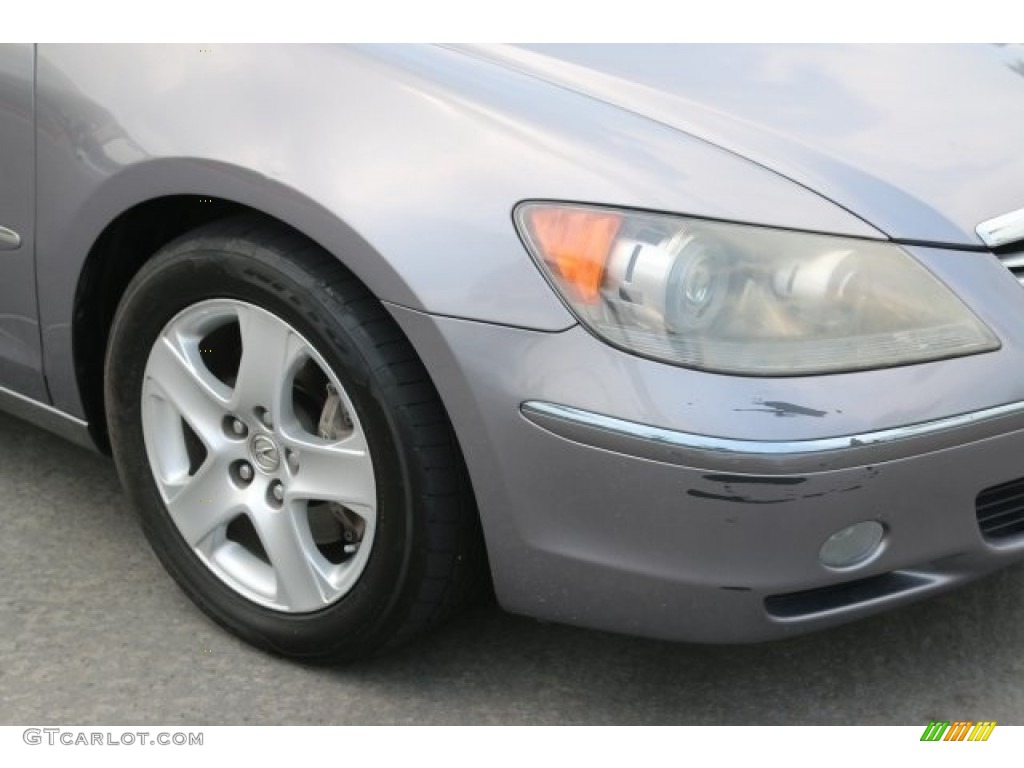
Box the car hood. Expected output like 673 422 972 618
459 44 1024 248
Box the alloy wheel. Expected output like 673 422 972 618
140 298 377 613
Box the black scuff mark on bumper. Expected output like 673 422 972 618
688 482 866 505
734 399 828 418
687 489 791 505
703 473 807 486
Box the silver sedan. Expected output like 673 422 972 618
2 44 1024 660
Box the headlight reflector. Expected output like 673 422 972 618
516 203 999 375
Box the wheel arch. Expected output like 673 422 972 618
65 169 424 452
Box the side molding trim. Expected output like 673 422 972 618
0 225 21 250
0 384 96 451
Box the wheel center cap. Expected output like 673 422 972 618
249 434 281 473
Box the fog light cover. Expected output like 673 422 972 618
819 521 885 569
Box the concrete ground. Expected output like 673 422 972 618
1 408 1023 725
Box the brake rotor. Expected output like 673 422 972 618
309 382 365 558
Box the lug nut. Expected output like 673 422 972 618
238 463 253 481
271 482 284 502
261 411 273 429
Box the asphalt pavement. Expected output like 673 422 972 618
2 408 1023 725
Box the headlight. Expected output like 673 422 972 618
515 203 999 375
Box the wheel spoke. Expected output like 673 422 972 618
230 306 304 418
163 458 243 547
286 433 376 512
252 504 329 611
145 335 230 449
140 298 384 615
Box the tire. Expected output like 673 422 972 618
104 214 484 662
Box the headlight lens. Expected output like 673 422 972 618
515 203 999 375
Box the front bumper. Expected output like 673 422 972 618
517 397 1024 639
387 243 1024 643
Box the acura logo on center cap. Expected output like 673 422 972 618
250 434 280 472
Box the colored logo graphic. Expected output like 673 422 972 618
920 721 996 741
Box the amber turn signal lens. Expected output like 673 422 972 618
525 207 622 303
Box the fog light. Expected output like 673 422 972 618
819 521 885 569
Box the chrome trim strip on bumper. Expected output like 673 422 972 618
978 207 1024 249
521 399 1024 473
523 399 1024 455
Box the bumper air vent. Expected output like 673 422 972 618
765 572 932 619
976 476 1024 541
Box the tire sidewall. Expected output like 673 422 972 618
106 243 421 659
